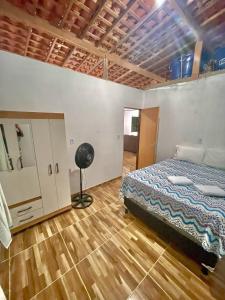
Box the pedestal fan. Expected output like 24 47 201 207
72 143 94 209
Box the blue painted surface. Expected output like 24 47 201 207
170 56 182 80
214 47 225 70
182 53 194 78
170 53 194 79
200 49 211 73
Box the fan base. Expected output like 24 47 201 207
72 193 93 209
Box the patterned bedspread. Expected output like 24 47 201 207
121 159 225 257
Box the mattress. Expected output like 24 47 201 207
121 159 225 258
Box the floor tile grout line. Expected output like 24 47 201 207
29 265 75 300
146 244 173 300
29 230 91 300
159 246 211 284
8 199 119 259
0 257 9 263
8 211 174 300
9 230 60 259
76 219 136 266
109 228 148 275
148 273 173 300
127 244 170 299
59 231 92 300
28 187 122 299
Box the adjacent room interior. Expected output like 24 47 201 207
123 108 139 175
0 0 225 300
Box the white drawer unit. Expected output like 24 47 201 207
10 198 43 219
12 208 43 228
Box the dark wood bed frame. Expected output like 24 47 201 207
124 197 218 275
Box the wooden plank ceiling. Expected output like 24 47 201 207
0 0 225 90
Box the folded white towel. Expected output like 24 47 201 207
0 183 12 248
167 176 193 185
194 185 225 197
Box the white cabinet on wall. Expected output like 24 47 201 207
0 112 71 232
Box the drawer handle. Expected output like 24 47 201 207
17 206 32 214
19 215 34 223
48 164 52 175
55 163 59 174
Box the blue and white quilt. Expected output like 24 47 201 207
121 159 225 257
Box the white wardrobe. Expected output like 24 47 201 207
0 112 71 232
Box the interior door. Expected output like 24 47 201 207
31 119 59 214
137 107 159 169
49 119 71 209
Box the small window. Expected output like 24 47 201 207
131 116 139 133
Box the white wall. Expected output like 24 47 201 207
144 74 225 161
0 51 144 193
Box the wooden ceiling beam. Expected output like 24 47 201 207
109 66 127 79
76 53 92 71
200 7 225 27
0 0 165 83
115 70 132 82
169 0 204 40
192 40 203 80
103 56 108 79
108 53 165 82
140 32 193 68
45 38 57 62
0 0 106 57
62 46 76 67
121 14 173 59
79 0 108 39
24 27 32 56
147 41 194 71
109 3 160 53
87 59 103 74
97 0 137 46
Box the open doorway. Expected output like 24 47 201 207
123 107 160 176
123 108 140 176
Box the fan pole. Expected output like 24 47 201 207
80 168 83 199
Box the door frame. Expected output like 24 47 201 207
136 107 160 169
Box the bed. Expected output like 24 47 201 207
121 159 225 274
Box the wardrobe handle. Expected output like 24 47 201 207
55 163 59 174
17 206 32 214
9 158 14 171
48 164 52 175
17 157 23 170
19 215 34 223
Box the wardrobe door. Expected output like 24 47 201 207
0 119 20 170
49 119 71 208
0 119 41 206
31 120 59 214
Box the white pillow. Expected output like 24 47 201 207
203 148 225 170
174 145 205 164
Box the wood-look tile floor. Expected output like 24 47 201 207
1 177 225 299
123 151 136 176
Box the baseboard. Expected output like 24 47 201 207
71 176 122 197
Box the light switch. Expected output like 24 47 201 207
70 138 75 145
